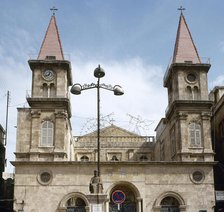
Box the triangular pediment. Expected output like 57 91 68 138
82 124 140 137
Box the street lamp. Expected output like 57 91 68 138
70 64 124 182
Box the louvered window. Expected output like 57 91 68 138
189 123 201 147
41 121 54 146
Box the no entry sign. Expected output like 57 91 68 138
112 190 126 204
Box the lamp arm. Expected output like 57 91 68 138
79 83 97 91
99 84 114 92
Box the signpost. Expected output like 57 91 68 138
112 190 126 211
216 191 224 201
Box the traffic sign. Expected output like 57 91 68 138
112 190 126 204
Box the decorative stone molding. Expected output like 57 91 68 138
55 111 68 119
177 112 188 120
58 192 90 212
37 170 53 185
31 110 41 118
201 112 212 120
153 191 186 212
189 169 205 184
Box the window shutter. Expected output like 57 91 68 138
41 121 54 146
189 123 201 147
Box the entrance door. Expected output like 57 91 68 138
109 185 137 212
109 202 136 212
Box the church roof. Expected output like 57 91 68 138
172 13 201 64
37 15 64 60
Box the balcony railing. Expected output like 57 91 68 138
28 53 71 61
163 56 210 83
74 136 155 148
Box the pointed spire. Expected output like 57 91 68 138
37 15 64 60
172 12 201 64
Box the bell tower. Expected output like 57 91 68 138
163 12 214 162
15 14 73 161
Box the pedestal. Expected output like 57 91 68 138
87 194 108 212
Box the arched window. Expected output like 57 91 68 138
186 86 200 100
41 121 54 146
80 155 89 162
186 86 193 100
50 83 56 97
140 155 148 161
111 155 119 161
193 86 199 100
189 123 201 147
43 83 48 97
160 196 180 212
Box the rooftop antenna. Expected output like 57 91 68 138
50 6 58 16
178 6 186 15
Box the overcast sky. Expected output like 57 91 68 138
1 0 224 172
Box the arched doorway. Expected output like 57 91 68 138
57 192 90 212
160 196 180 212
66 197 86 212
109 184 137 212
153 191 186 212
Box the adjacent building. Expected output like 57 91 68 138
0 125 14 212
210 87 224 210
12 12 218 212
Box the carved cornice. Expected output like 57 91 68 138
176 112 188 120
201 112 212 120
55 111 68 119
31 110 41 118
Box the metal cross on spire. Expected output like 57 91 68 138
178 6 186 14
50 6 58 16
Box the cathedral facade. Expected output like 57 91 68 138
12 12 217 212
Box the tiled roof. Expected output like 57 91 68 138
172 14 201 64
37 15 64 60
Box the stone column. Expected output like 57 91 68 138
30 110 41 160
54 111 68 160
177 112 188 161
136 197 143 212
201 112 214 161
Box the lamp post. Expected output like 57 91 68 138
70 64 124 181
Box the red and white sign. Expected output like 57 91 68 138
112 190 126 204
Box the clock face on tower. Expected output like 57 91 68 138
42 69 55 81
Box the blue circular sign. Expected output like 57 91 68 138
112 190 126 204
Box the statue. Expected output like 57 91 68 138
89 170 103 194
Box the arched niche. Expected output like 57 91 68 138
57 192 90 212
153 191 186 212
